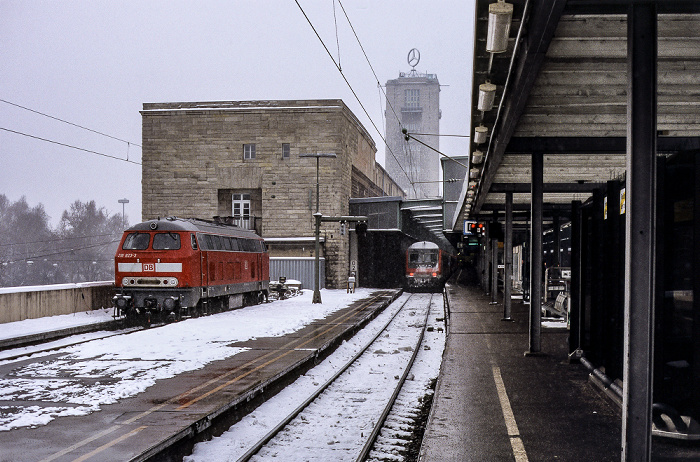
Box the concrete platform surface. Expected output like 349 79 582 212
419 280 622 461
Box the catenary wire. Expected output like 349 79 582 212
0 98 142 147
1 238 121 264
0 127 141 165
0 233 121 248
406 133 469 170
335 0 402 127
293 0 418 197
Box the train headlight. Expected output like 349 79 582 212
122 277 130 286
432 272 438 277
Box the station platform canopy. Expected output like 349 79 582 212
452 0 700 231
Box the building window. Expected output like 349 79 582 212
232 193 251 229
405 89 420 108
282 143 290 159
243 143 256 159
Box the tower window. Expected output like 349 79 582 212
405 89 420 108
282 143 290 159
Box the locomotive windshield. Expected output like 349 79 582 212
122 232 150 250
153 233 181 250
409 250 438 266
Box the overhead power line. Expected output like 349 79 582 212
404 132 470 170
0 232 122 248
293 0 417 196
0 98 142 148
1 238 121 264
0 127 142 165
335 0 402 127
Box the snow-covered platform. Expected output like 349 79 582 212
0 289 400 461
420 279 623 461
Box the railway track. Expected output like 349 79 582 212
189 292 445 462
0 324 142 362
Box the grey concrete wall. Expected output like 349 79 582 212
0 282 114 324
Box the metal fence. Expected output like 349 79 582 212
269 257 325 290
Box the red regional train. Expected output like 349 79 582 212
405 241 448 292
113 217 269 324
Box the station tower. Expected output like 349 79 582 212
384 49 441 199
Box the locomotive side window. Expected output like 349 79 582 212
202 234 213 250
194 233 264 253
223 236 233 251
191 233 198 250
240 239 255 252
212 235 223 250
123 232 150 250
153 233 181 250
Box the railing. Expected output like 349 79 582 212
214 216 262 235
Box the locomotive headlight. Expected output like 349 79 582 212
122 277 130 286
164 277 178 286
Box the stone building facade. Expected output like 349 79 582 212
384 72 441 199
140 99 402 288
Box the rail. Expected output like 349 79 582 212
235 293 431 462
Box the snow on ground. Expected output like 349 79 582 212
185 293 447 462
0 308 114 341
0 288 375 431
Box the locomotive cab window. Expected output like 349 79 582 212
123 232 150 250
153 233 181 250
409 251 438 265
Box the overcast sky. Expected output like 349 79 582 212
0 0 475 226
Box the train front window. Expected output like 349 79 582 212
409 251 438 265
153 233 181 250
122 232 150 250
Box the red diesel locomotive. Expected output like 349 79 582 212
113 217 269 323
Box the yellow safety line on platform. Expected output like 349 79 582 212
39 293 385 462
493 365 529 462
71 426 147 462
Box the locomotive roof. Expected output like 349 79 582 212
408 241 440 250
126 217 263 239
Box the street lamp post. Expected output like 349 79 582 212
300 153 337 304
118 198 129 229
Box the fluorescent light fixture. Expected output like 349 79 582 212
478 82 497 111
486 0 513 53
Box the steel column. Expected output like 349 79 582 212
569 200 582 357
694 144 700 420
491 237 498 304
553 214 561 267
623 4 657 461
528 151 543 354
504 192 513 320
